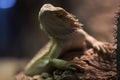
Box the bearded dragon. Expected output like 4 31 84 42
24 4 110 76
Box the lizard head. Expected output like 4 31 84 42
39 4 83 39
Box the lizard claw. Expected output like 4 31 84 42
92 41 111 54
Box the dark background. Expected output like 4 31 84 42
0 0 119 80
0 0 119 58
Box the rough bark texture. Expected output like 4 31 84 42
117 13 120 79
15 43 116 80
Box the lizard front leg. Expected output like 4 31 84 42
49 58 77 71
24 40 78 76
24 40 60 76
77 29 111 53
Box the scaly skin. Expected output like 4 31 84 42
25 4 110 76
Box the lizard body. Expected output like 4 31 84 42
25 4 110 76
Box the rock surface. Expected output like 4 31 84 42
15 43 116 80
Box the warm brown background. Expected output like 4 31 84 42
0 0 119 80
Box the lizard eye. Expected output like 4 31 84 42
54 10 67 17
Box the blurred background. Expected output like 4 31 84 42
0 0 119 80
